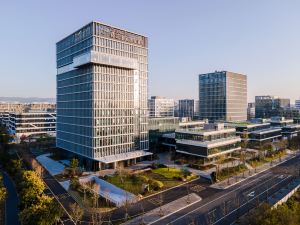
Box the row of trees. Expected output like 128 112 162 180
0 173 7 224
241 190 300 225
0 127 63 225
8 159 63 225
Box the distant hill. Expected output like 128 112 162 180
0 97 56 103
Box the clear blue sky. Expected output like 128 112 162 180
0 0 299 103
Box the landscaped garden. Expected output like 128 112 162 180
214 164 248 182
247 149 287 168
104 165 197 196
68 178 114 212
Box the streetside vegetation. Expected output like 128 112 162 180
12 163 63 225
0 173 7 225
241 190 300 225
0 127 63 225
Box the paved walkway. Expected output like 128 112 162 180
122 193 201 225
1 171 21 225
211 151 299 189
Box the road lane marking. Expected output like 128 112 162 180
212 175 292 225
158 171 274 224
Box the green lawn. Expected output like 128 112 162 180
152 168 183 179
105 174 143 195
105 168 197 196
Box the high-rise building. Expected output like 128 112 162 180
295 99 300 110
255 96 291 118
178 99 194 119
198 71 247 122
148 96 174 118
194 100 199 119
56 21 151 170
247 102 255 120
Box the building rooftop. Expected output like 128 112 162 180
251 127 282 135
176 136 241 149
176 127 236 136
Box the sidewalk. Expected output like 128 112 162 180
122 193 201 225
211 151 299 189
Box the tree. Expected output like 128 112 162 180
69 203 84 225
0 174 6 204
288 136 300 150
214 154 225 181
20 195 63 225
69 158 79 176
19 170 45 208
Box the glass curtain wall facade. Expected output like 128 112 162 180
198 71 247 122
178 99 195 119
56 22 149 167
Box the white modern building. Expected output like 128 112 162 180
175 123 241 164
148 96 175 118
8 111 56 141
56 21 151 170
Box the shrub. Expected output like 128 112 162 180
70 177 80 190
157 164 168 168
181 168 191 178
172 175 183 181
139 175 149 183
149 179 164 190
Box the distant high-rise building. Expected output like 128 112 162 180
255 96 291 118
194 100 199 119
247 102 255 120
56 21 150 170
178 99 194 119
198 71 247 122
148 96 174 118
295 99 300 110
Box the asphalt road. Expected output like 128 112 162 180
151 154 300 225
1 170 21 225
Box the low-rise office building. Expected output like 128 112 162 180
281 124 300 139
248 127 282 143
175 123 241 164
270 117 294 127
149 117 179 152
8 111 56 142
227 122 282 145
148 118 207 152
0 112 10 127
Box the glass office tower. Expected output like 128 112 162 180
56 21 150 169
198 71 247 122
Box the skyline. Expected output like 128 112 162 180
1 0 300 102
